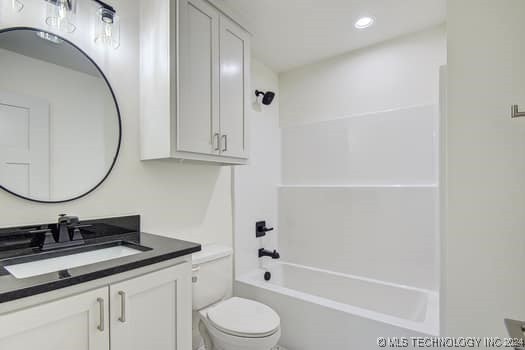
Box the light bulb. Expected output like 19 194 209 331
46 0 76 33
57 1 66 19
94 7 120 49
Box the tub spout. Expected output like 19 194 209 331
259 248 280 259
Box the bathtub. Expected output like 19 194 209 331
235 262 439 350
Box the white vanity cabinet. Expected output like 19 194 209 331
110 263 192 350
0 287 109 350
0 262 192 350
140 0 250 164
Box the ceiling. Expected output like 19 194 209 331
221 0 446 72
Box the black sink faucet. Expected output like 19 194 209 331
258 248 280 259
58 214 79 243
40 214 87 251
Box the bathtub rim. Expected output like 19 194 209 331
236 261 439 336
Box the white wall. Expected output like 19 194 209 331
280 25 446 126
233 59 280 277
278 26 446 290
0 0 232 248
444 0 525 338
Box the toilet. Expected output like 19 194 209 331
192 245 281 350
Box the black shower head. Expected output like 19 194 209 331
255 90 276 106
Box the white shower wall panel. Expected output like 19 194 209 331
281 105 438 186
278 186 438 290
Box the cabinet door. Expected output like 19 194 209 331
219 15 250 159
110 263 192 350
0 287 109 350
178 0 220 155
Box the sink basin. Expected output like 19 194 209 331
3 242 148 279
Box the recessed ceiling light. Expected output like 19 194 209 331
354 16 375 29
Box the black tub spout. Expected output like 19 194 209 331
258 248 280 259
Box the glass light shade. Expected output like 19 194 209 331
94 7 120 49
1 0 23 16
46 0 76 33
9 0 23 12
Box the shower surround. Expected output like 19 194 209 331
234 26 445 349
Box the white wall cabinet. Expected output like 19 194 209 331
140 0 250 165
219 15 250 159
178 0 220 157
0 263 192 350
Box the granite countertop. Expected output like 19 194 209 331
0 232 201 303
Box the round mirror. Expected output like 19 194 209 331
0 28 121 203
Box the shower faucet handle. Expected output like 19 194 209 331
256 221 274 238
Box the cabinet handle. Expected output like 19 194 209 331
118 291 126 323
192 266 200 283
222 135 228 152
214 133 220 151
96 297 105 332
512 104 525 118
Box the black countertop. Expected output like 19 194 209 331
0 216 201 304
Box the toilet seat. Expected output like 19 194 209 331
206 297 280 338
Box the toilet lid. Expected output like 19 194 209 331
207 297 280 338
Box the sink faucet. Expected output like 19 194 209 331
258 248 280 259
40 214 86 251
58 214 79 243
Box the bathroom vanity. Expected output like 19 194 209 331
0 215 201 350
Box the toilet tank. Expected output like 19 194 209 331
192 244 233 310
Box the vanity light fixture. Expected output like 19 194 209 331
41 0 120 49
0 0 24 19
45 0 76 33
7 0 24 12
93 1 119 49
36 30 63 44
354 16 375 29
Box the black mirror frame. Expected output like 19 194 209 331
0 27 122 204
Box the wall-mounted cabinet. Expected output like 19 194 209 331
140 0 250 165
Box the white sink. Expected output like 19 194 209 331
5 245 142 279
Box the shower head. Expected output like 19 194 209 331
255 90 276 106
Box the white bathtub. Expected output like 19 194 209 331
235 262 439 350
